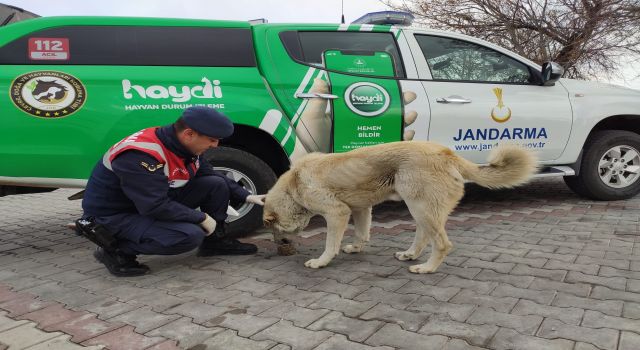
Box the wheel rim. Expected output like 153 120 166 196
213 166 257 223
597 145 640 189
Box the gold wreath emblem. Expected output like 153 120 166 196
490 87 511 123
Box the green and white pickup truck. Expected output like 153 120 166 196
1 12 639 234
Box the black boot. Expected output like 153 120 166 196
197 222 257 256
94 247 150 277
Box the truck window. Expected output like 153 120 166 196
280 31 405 78
0 26 256 67
415 35 532 84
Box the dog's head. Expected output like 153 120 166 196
263 172 313 243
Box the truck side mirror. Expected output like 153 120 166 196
541 61 564 86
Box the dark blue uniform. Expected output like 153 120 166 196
82 125 249 256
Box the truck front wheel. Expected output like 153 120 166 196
202 147 277 237
564 130 640 200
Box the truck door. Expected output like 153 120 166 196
256 26 417 158
407 32 573 163
323 50 401 152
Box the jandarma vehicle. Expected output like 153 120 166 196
1 11 639 235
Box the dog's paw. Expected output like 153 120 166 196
395 251 417 261
342 244 361 254
409 264 437 274
304 258 327 269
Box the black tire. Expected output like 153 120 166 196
564 130 640 200
202 147 277 237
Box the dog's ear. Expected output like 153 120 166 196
263 212 278 227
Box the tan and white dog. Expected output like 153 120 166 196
263 141 537 273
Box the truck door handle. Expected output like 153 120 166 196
295 92 339 100
436 96 472 104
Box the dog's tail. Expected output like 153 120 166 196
455 145 538 189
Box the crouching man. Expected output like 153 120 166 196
77 106 265 276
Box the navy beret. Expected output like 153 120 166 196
181 106 234 139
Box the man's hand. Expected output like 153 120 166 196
245 194 266 206
199 214 217 236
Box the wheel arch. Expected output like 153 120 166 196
222 124 291 176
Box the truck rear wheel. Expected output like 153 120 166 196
202 147 277 237
564 130 640 200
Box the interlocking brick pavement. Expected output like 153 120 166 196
0 178 639 349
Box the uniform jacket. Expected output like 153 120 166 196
82 125 249 224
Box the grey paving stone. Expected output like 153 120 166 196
407 297 476 322
269 272 328 290
147 278 207 295
619 331 640 350
163 301 230 324
308 278 370 299
591 285 640 303
0 322 61 349
582 310 640 333
526 250 576 263
488 328 574 350
450 289 518 313
419 314 498 347
461 258 514 274
565 271 627 290
398 280 460 301
202 329 275 350
494 254 548 268
574 342 601 350
510 264 567 281
102 284 156 302
308 310 383 342
627 279 640 293
365 323 448 350
350 274 409 292
265 285 328 307
224 277 283 297
436 264 482 280
145 317 224 349
576 255 629 270
491 284 555 305
218 292 282 315
3 275 51 291
314 334 394 350
299 267 365 284
78 298 140 320
511 299 584 325
437 275 497 294
552 292 623 316
258 302 330 328
473 269 534 288
46 270 94 284
622 302 640 319
466 307 542 335
360 303 430 332
175 284 237 304
125 290 191 312
537 318 618 350
75 276 123 292
308 294 377 318
107 306 180 333
528 277 590 297
543 259 600 275
252 320 332 350
599 266 640 279
354 287 420 309
442 338 488 349
206 312 280 337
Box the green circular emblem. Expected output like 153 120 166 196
344 82 390 117
9 70 86 119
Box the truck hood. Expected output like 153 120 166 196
559 78 640 98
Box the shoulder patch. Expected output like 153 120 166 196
140 161 164 172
